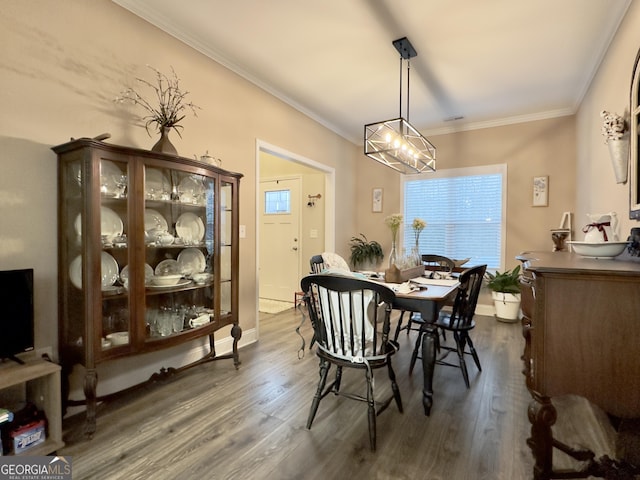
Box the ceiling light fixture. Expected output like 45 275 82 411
364 37 436 174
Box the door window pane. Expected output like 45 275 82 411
264 190 290 214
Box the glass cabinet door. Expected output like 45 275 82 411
98 158 131 353
219 180 233 317
143 164 216 343
59 153 133 360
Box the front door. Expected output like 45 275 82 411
259 178 301 301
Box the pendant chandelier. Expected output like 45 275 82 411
364 37 436 174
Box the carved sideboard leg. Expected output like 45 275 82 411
231 323 242 368
527 394 556 480
83 368 98 437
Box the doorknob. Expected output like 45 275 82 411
292 246 298 251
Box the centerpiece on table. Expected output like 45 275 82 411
384 213 424 282
600 109 629 184
115 65 200 155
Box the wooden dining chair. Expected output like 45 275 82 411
309 254 326 273
300 273 403 451
408 264 487 388
393 254 456 341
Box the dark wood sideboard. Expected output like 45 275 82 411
517 251 640 479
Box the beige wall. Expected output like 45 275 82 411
355 116 577 271
577 0 640 236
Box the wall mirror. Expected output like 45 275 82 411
630 48 640 219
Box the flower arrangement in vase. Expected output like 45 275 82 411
411 218 426 265
115 65 200 154
384 213 403 268
600 110 629 184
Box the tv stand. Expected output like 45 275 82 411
0 358 64 455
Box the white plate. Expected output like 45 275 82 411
144 209 169 232
155 259 180 276
147 279 191 289
145 167 171 199
178 175 206 205
74 206 124 238
176 212 205 244
177 248 206 276
69 252 119 289
101 160 125 196
120 263 154 283
567 241 628 258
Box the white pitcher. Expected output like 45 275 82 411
582 212 619 242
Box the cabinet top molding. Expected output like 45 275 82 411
52 138 244 179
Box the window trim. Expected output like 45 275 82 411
400 163 508 271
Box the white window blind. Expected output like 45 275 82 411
402 165 505 270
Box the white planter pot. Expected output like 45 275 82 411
492 291 521 322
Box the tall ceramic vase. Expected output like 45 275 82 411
608 132 629 184
151 126 178 155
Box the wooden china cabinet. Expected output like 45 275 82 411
517 251 640 479
53 138 242 435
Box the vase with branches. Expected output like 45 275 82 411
115 65 200 153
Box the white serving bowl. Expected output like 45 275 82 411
192 272 213 284
567 241 628 258
152 274 183 286
106 331 129 346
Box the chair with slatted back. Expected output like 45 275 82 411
408 264 487 387
300 273 403 451
309 254 326 273
393 254 456 341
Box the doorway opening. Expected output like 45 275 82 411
256 141 335 332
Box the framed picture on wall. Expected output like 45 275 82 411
532 176 548 207
372 188 383 212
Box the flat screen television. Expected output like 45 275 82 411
0 268 34 364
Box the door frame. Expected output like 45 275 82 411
255 140 335 336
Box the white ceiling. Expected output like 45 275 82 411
113 0 631 144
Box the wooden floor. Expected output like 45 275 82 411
60 307 535 479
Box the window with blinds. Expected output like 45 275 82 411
401 165 506 270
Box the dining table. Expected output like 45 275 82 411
365 274 460 415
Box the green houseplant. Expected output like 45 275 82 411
486 265 521 322
349 234 384 270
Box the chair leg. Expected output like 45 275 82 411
307 359 330 429
465 334 482 372
454 332 470 388
334 365 343 393
365 368 376 451
393 311 406 342
387 359 403 413
408 330 423 375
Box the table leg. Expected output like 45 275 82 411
421 324 437 415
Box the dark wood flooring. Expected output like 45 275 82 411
60 307 535 479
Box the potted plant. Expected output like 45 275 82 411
486 265 521 322
349 234 384 270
